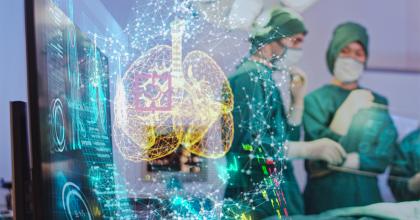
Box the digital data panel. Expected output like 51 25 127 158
44 2 133 218
30 0 291 219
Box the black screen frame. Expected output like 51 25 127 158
25 0 47 219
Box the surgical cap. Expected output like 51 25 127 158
249 8 307 54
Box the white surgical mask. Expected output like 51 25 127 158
333 57 364 83
271 47 303 70
283 47 303 67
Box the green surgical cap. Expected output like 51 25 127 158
249 8 307 54
326 22 369 74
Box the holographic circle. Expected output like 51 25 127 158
52 98 65 152
62 182 93 220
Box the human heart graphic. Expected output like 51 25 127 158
114 19 234 162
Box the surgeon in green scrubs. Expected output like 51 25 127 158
223 8 346 219
303 22 398 214
389 129 420 201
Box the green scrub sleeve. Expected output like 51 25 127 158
389 131 420 201
357 110 398 173
303 94 343 142
231 72 287 157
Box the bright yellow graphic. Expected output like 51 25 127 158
114 19 234 161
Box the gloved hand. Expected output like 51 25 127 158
288 138 347 165
330 89 374 136
408 173 420 194
341 152 360 169
290 66 307 106
288 67 307 125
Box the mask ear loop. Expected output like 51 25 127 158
271 40 288 71
270 39 287 58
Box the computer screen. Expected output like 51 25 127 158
27 0 135 218
26 0 238 219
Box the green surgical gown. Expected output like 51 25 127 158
223 59 303 219
303 84 398 214
389 129 420 201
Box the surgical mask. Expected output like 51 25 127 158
283 47 303 67
271 46 288 70
271 47 303 70
333 57 364 83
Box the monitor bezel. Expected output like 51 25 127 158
25 0 49 219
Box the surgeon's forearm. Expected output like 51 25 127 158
286 141 306 159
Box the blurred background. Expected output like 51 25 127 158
1 0 419 210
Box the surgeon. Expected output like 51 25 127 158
223 8 346 219
303 22 398 214
389 128 420 201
